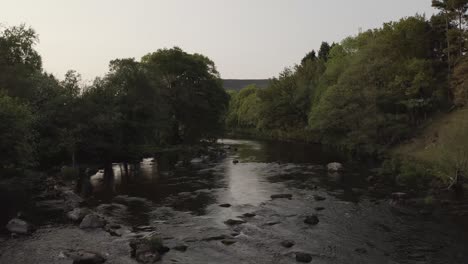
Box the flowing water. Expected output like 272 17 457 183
1 138 468 264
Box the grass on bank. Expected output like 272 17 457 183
392 107 468 189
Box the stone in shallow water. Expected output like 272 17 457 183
327 162 344 172
313 195 326 201
173 244 188 252
314 207 325 211
281 240 295 248
224 219 246 226
242 212 256 218
295 252 312 263
304 215 319 225
221 239 237 245
271 194 293 199
219 203 231 208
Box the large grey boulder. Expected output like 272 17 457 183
79 214 106 229
6 218 33 234
327 162 344 172
67 208 90 222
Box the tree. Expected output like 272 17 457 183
142 47 229 143
318 42 331 61
0 93 35 169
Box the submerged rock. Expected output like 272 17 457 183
313 195 326 201
315 207 325 211
295 252 312 263
232 160 239 164
242 212 256 218
79 214 106 229
281 240 295 248
304 215 319 225
327 162 344 172
271 194 293 199
173 244 188 252
6 218 33 235
221 239 237 245
219 203 232 208
224 219 246 226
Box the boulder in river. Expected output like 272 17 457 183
232 160 239 164
271 194 293 199
79 214 106 229
327 162 344 172
67 208 90 222
295 252 312 263
219 203 232 208
304 215 319 225
224 219 246 226
130 237 169 263
6 218 33 235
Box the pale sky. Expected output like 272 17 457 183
1 0 436 81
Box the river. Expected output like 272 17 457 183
1 138 468 263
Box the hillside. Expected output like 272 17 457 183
222 79 270 91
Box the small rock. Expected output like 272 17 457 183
6 218 33 235
295 252 312 263
281 240 295 248
355 248 368 254
219 203 231 208
242 213 256 218
304 215 319 225
271 194 293 199
313 195 326 201
221 239 237 245
173 244 188 252
314 207 325 211
202 234 231 241
79 214 106 229
265 221 280 226
232 160 239 164
327 162 344 172
224 219 246 226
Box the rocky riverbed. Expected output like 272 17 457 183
1 139 468 264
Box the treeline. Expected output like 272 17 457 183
0 25 228 171
227 1 468 156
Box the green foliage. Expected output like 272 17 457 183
0 93 35 169
0 25 228 170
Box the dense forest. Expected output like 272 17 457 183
226 0 468 188
0 26 228 174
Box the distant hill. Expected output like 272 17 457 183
222 79 270 91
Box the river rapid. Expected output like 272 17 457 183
1 138 468 264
